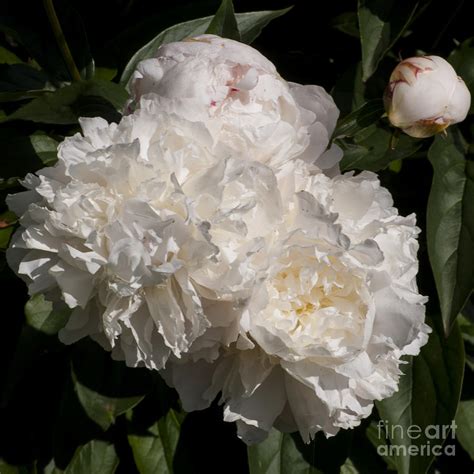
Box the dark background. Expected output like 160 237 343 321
1 0 472 93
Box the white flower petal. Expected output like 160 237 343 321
223 367 286 444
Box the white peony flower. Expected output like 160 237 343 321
6 99 282 370
126 34 342 170
384 55 471 138
163 161 430 444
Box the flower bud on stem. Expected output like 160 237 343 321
384 56 470 138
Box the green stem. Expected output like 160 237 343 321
390 128 401 151
43 0 82 82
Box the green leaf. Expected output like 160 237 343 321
357 0 419 81
43 459 63 474
338 123 422 171
237 8 292 44
0 89 51 103
53 375 105 469
4 80 127 124
247 429 351 474
458 314 474 345
71 339 151 431
388 158 403 173
73 371 144 431
64 440 118 474
248 429 319 474
206 0 241 41
0 460 29 474
331 12 360 38
25 294 70 335
94 67 118 82
427 133 474 334
333 99 384 138
449 38 474 114
340 459 358 474
376 315 464 474
0 128 59 182
128 409 185 474
30 132 59 166
0 45 22 64
0 177 20 191
0 63 48 93
43 459 64 474
120 9 292 85
455 400 474 460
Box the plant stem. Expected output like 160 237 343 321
43 0 82 82
390 129 401 151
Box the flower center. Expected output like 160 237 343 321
264 252 369 345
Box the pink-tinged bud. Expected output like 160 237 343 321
384 56 471 138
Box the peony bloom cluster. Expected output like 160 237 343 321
7 35 430 444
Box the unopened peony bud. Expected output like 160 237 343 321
384 55 471 138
